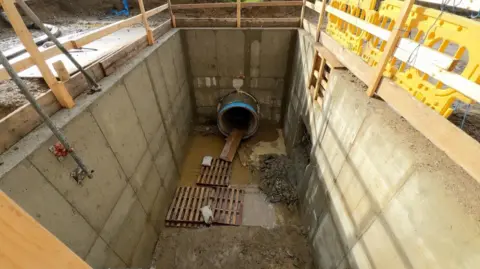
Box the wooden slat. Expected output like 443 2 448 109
318 31 480 184
52 60 70 82
314 57 326 100
211 187 244 226
299 0 307 27
166 0 176 27
192 188 204 222
0 21 171 156
138 0 154 45
220 129 245 162
174 17 300 27
171 2 236 9
241 1 303 7
325 5 456 71
74 4 168 48
315 0 327 42
236 0 241 28
0 4 168 81
0 0 74 108
366 0 415 97
305 1 318 11
315 45 344 69
197 158 232 187
0 192 92 269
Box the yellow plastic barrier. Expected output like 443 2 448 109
326 0 377 56
362 0 480 117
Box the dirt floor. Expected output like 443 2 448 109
157 123 313 269
153 226 313 269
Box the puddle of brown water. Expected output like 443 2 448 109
179 134 254 186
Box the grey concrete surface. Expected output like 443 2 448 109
183 29 295 123
284 29 480 269
0 29 191 268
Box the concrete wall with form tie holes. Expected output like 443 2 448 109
0 29 193 268
182 28 297 125
284 29 480 269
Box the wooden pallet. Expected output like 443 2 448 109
165 187 215 224
197 158 232 187
165 221 206 228
211 187 245 226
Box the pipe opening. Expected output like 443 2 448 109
221 106 255 132
218 91 259 139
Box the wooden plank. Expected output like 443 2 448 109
0 4 168 81
325 5 455 71
220 129 245 162
315 0 327 42
318 30 480 184
299 0 307 27
236 0 241 28
166 0 176 27
138 0 154 45
366 0 415 97
52 60 70 81
305 1 319 11
241 1 303 7
74 4 168 47
174 17 300 27
315 44 344 69
0 41 76 81
0 0 74 108
326 5 480 103
171 2 236 9
0 18 167 155
100 20 171 76
0 192 92 269
314 57 326 100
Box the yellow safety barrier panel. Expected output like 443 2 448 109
362 0 480 117
326 0 377 56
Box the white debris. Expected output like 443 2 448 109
200 205 213 225
202 156 213 167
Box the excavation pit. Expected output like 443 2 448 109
1 27 479 269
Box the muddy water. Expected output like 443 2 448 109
177 124 301 228
178 134 254 186
179 121 283 186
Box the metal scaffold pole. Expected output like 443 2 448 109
0 50 94 184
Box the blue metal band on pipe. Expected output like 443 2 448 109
219 101 256 114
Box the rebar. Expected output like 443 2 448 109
0 50 93 180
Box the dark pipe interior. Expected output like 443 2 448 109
221 107 254 132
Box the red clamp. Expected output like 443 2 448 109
50 142 73 158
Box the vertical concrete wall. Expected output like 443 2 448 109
182 28 295 124
284 30 480 269
0 29 192 268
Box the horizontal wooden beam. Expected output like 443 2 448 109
0 191 92 269
171 2 236 9
0 20 172 155
325 6 455 71
305 1 318 11
175 17 300 27
242 1 303 7
325 5 480 103
171 1 303 9
318 31 480 184
0 4 168 80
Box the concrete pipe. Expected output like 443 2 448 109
217 91 260 139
